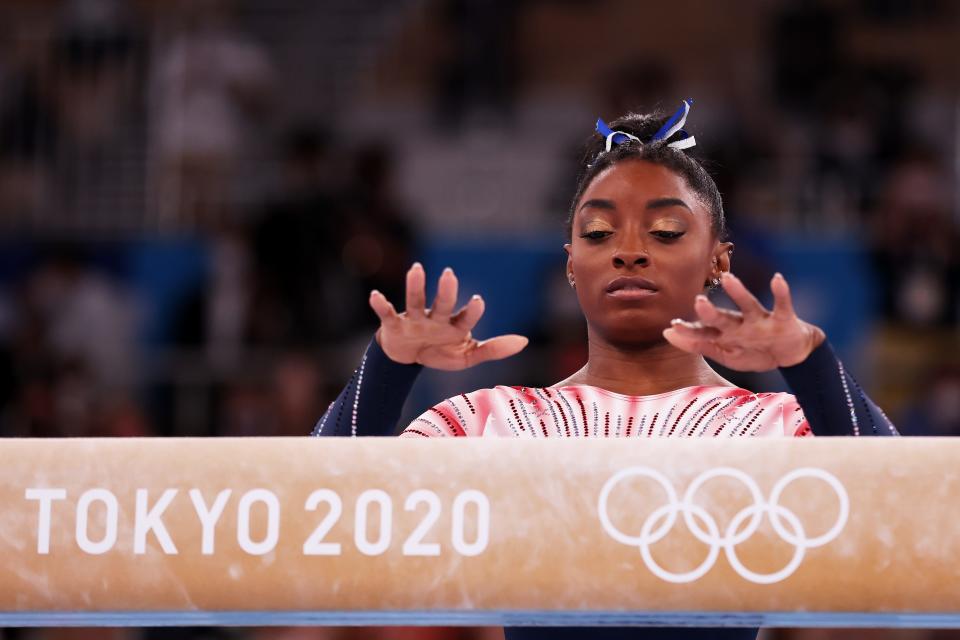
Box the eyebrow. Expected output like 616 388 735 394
578 198 616 212
646 197 692 212
578 197 692 213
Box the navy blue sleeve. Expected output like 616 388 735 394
311 337 423 437
779 339 899 437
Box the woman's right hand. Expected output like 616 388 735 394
369 263 529 370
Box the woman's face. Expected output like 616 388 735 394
566 159 731 346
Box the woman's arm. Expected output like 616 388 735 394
311 337 422 437
779 339 898 437
664 272 898 437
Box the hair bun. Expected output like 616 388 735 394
605 111 674 144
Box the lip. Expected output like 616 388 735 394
605 276 659 299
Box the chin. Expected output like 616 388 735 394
594 319 670 348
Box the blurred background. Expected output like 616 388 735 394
0 0 957 638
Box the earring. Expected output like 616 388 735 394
568 275 575 288
712 278 720 287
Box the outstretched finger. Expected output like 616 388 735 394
720 272 768 318
405 262 426 318
693 295 743 331
669 318 722 340
369 289 400 328
430 267 458 318
464 334 529 366
662 328 729 363
770 272 796 318
451 294 485 332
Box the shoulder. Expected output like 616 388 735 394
402 386 527 438
666 387 809 438
744 390 810 437
421 386 556 436
754 390 805 419
449 385 551 421
448 385 548 411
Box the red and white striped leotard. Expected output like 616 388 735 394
400 385 811 439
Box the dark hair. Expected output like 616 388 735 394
567 110 726 239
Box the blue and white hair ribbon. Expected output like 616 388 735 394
596 118 640 152
651 99 697 149
595 99 697 152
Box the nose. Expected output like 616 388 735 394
612 248 648 268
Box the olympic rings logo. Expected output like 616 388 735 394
597 466 849 584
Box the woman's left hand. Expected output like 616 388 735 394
663 272 826 371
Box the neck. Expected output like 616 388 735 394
554 326 733 396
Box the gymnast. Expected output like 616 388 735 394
311 101 899 639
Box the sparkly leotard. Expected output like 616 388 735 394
399 383 811 439
311 336 898 640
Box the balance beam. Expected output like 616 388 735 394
1 437 955 627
